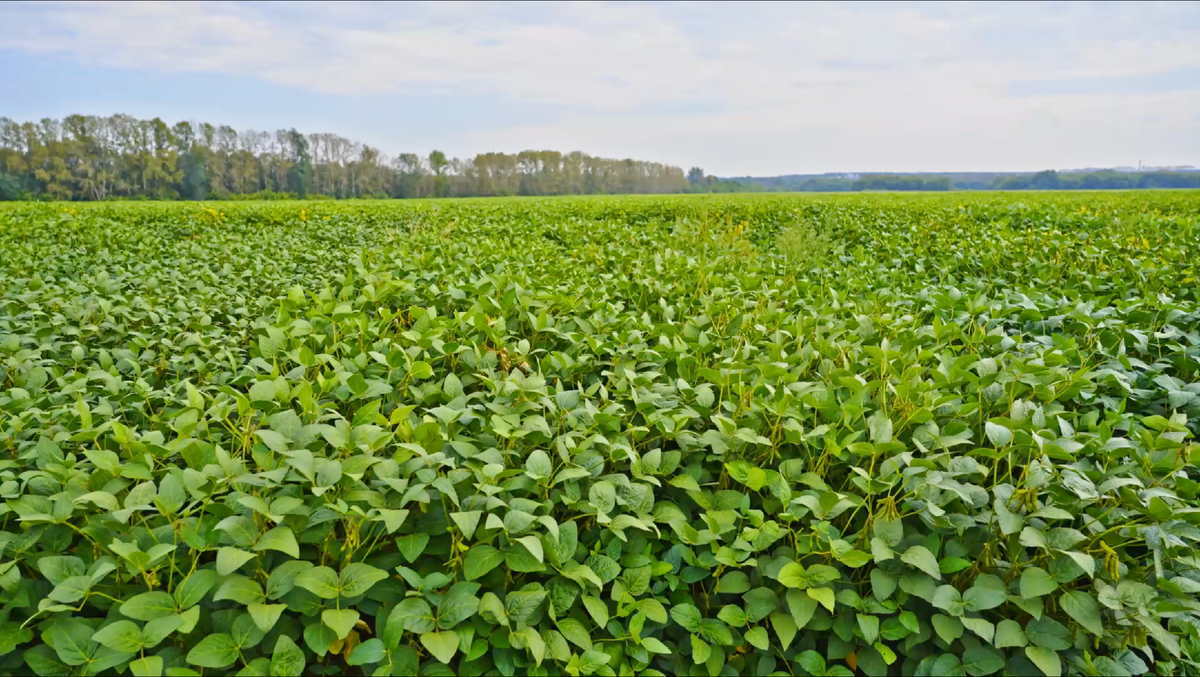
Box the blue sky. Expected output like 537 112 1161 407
2 1 1198 175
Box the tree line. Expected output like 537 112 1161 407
0 114 689 201
717 170 1200 193
4 114 1197 201
989 169 1200 191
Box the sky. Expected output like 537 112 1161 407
2 0 1198 176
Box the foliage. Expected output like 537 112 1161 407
0 192 1199 676
0 115 689 201
0 172 23 201
775 219 833 266
720 171 1200 193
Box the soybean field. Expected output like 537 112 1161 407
1 192 1199 677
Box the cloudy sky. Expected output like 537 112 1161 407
2 1 1198 175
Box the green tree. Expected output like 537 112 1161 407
0 171 22 200
1031 170 1060 190
429 150 450 197
285 129 313 197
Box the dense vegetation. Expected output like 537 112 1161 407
4 115 1197 204
0 115 688 201
722 171 1200 193
0 191 1198 677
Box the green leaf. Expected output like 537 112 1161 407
141 615 183 648
186 633 239 669
38 556 85 586
437 583 481 629
377 508 410 534
175 569 219 609
962 647 1005 676
265 560 312 600
216 547 257 575
479 592 509 628
339 563 388 597
940 557 972 574
581 649 613 673
248 604 287 633
985 421 1012 447
777 562 807 588
797 650 826 676
0 622 32 656
857 613 880 644
1025 646 1061 677
269 635 305 677
769 612 798 650
807 587 835 612
690 635 711 665
395 533 429 562
294 566 339 599
641 636 671 655
873 517 903 547
1026 617 1072 650
900 545 942 580
560 561 604 590
717 605 747 627
321 609 360 640
525 449 552 479
1058 550 1096 579
121 592 177 621
214 575 265 605
347 638 386 666
420 631 459 664
740 587 777 623
932 614 964 643
837 548 873 568
463 545 505 580
932 585 964 616
787 590 818 629
804 564 841 585
868 411 893 444
410 361 434 380
1020 567 1058 598
515 626 546 666
513 535 544 563
871 569 897 601
698 619 732 646
963 574 1007 611
449 511 481 539
48 576 91 604
1060 591 1103 636
303 622 337 658
962 616 995 643
388 598 436 637
670 604 703 633
129 656 164 677
91 621 141 653
557 618 592 651
584 554 620 583
717 571 751 593
583 595 610 627
995 619 1028 648
254 527 299 558
589 481 616 514
45 619 93 666
744 626 769 650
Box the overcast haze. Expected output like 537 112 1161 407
2 0 1198 176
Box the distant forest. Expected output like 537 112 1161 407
0 114 689 201
2 114 1198 201
714 169 1200 193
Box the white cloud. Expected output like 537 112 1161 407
2 0 1198 173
